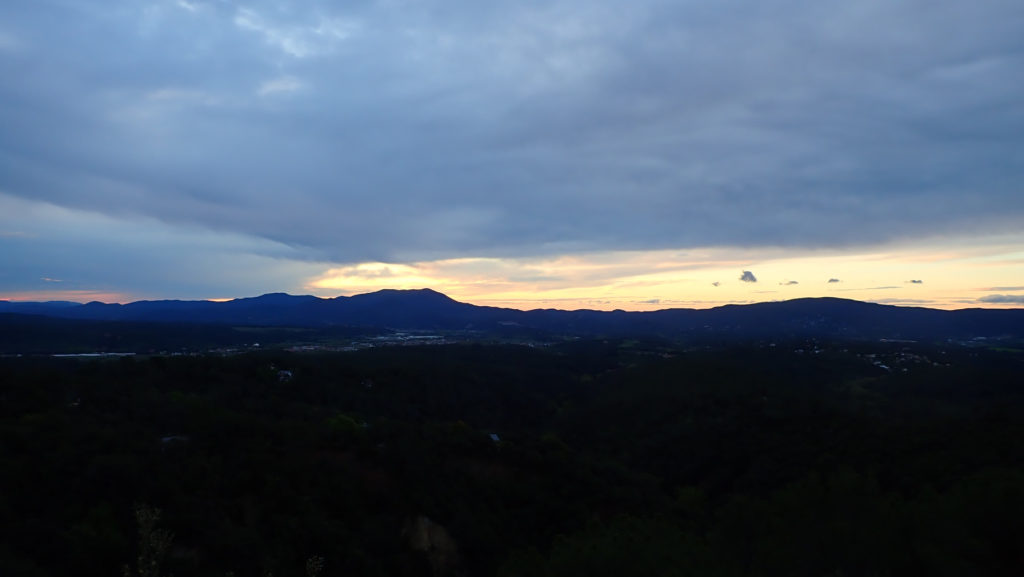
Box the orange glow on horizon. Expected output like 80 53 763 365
303 239 1024 311
3 237 1020 311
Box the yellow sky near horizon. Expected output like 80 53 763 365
304 235 1024 311
5 234 1022 311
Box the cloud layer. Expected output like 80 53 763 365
979 294 1024 305
1 1 1023 307
2 0 1023 265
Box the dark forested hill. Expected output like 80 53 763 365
2 340 1022 576
2 290 1023 343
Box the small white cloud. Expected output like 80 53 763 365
258 76 305 96
312 18 357 41
234 8 309 57
234 8 357 58
146 88 220 105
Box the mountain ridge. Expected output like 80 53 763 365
2 289 1023 341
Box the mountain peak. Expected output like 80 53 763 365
349 287 459 303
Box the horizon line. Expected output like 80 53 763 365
1 288 1018 313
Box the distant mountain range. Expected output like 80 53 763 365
2 289 1023 342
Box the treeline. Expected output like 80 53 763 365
1 340 1022 576
0 313 382 354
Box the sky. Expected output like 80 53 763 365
1 0 1022 310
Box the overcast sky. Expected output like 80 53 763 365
1 0 1022 309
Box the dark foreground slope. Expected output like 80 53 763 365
0 313 382 355
2 340 1022 576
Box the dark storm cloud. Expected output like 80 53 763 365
739 271 757 283
1 0 1023 274
978 294 1024 304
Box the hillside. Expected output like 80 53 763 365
2 290 1023 347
